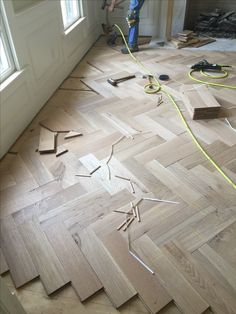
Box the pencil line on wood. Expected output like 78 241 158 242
90 165 101 175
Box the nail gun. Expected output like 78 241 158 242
191 59 231 71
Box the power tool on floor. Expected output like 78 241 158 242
191 59 231 71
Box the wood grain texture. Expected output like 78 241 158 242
38 127 56 153
132 235 209 314
0 278 27 314
0 38 235 313
180 84 221 120
0 247 9 275
102 231 172 313
43 221 103 301
79 227 137 308
19 220 70 295
0 216 38 287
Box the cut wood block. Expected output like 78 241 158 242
79 227 137 308
64 131 83 139
43 221 103 301
132 235 210 314
0 247 9 274
0 216 38 287
38 127 56 153
178 30 194 37
180 84 221 120
102 231 172 313
19 220 70 295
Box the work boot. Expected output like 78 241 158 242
121 45 139 54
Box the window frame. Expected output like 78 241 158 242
60 0 82 31
0 5 15 83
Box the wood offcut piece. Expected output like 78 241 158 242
19 220 70 295
180 84 221 120
0 216 38 288
38 127 56 153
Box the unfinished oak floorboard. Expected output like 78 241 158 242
0 247 9 275
132 235 209 314
0 216 38 287
38 127 56 153
102 231 172 313
78 227 137 308
19 220 70 295
43 221 103 301
162 241 236 314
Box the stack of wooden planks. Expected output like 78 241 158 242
171 30 216 49
171 30 199 49
180 84 221 120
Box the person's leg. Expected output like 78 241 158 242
121 0 145 53
128 0 145 47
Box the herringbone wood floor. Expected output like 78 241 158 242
1 37 236 314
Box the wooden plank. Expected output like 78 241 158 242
19 220 70 295
43 221 103 301
78 227 137 308
0 278 27 314
39 108 79 132
180 84 221 120
0 216 38 287
198 244 236 292
162 241 236 314
38 127 56 153
102 231 172 313
0 248 9 275
132 235 209 314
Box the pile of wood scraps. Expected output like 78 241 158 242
115 197 179 232
38 126 82 157
171 30 215 49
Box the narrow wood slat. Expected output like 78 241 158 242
102 231 172 313
0 247 9 274
43 221 103 301
78 227 137 308
132 235 209 314
0 216 38 287
19 220 70 295
38 127 56 153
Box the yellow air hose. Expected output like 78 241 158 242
114 24 236 190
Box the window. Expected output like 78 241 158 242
0 8 15 83
60 0 82 30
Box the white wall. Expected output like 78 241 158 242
0 0 184 158
0 0 101 158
